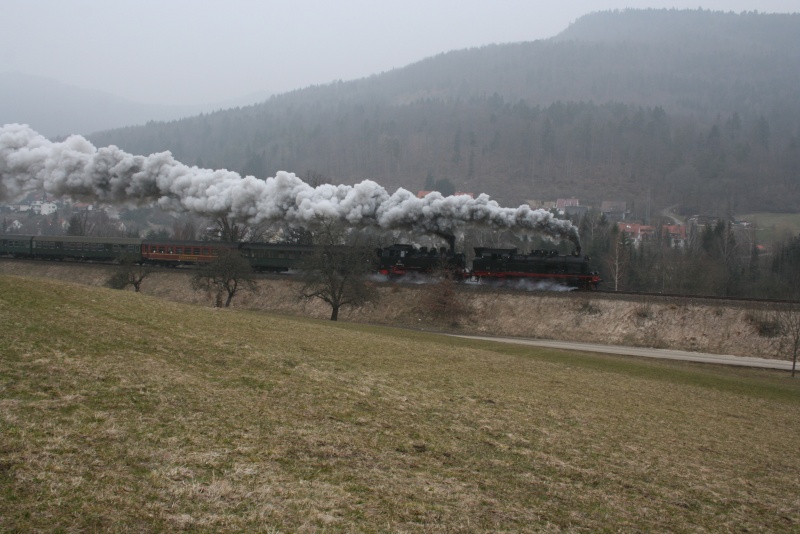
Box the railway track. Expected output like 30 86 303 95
591 289 800 306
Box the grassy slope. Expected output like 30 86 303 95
1 275 799 532
739 212 800 244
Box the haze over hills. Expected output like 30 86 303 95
0 72 273 138
42 10 800 215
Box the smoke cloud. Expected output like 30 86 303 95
0 123 580 248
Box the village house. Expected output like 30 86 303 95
554 198 588 218
525 199 557 211
662 224 688 248
617 222 655 248
417 191 475 199
601 200 629 222
31 201 58 216
555 198 579 214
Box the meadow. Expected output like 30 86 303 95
739 212 800 244
1 275 798 532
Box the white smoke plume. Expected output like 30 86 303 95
0 123 580 249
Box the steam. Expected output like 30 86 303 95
0 123 580 249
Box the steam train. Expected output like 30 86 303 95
0 234 601 289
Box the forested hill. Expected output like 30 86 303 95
88 9 800 216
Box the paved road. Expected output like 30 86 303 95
449 335 795 371
661 204 683 225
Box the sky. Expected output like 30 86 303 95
2 0 797 106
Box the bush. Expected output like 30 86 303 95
105 271 131 290
634 302 653 319
575 297 602 315
421 277 471 327
746 311 782 338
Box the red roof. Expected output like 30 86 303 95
662 224 687 239
417 190 475 199
556 198 580 209
617 223 655 237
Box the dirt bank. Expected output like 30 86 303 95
0 258 787 360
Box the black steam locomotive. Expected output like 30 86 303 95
374 243 600 289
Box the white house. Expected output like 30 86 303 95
31 201 58 215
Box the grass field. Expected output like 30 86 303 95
738 212 800 244
1 275 799 532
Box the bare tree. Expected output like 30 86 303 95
420 266 471 327
297 218 378 321
172 216 199 240
773 290 800 377
106 257 154 293
604 232 630 291
191 248 258 307
209 215 273 243
66 211 92 236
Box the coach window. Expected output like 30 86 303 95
176 247 182 254
193 248 200 255
203 248 210 256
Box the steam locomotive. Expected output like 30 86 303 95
0 234 601 289
375 243 600 289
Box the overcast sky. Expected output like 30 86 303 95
2 0 797 106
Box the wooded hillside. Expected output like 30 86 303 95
88 9 800 217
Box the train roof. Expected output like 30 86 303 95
473 247 518 255
240 242 315 251
381 243 416 251
142 238 236 247
32 235 144 245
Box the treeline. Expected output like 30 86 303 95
573 213 800 298
90 96 800 216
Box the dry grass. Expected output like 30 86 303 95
0 258 792 360
1 274 800 532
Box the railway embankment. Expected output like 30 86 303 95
0 259 789 361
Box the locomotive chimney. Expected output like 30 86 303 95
439 232 456 253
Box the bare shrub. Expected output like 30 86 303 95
191 249 258 307
630 301 654 327
106 258 153 293
575 297 602 316
420 276 471 327
746 310 782 338
634 302 653 319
